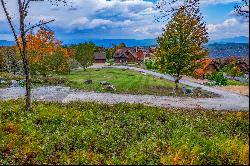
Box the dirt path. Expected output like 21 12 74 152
0 85 248 111
0 66 248 111
214 85 249 96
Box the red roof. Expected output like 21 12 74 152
136 51 144 59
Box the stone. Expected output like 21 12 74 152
84 80 93 84
0 79 6 84
105 85 116 92
194 87 202 91
100 81 110 85
182 87 193 95
10 80 19 87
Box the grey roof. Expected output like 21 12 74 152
95 52 106 60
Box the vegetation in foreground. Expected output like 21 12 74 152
0 100 248 165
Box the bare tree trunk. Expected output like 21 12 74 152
19 2 32 111
175 75 181 89
22 41 32 111
175 79 179 89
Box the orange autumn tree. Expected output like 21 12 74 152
18 27 70 76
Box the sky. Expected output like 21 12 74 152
0 0 249 42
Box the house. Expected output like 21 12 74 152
113 48 137 63
94 52 106 63
236 58 249 74
217 56 249 74
194 58 219 79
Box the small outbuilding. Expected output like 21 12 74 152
94 52 106 63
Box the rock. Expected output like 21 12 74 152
0 79 6 84
194 87 202 92
84 80 93 84
100 81 110 85
10 80 19 87
182 87 193 95
105 85 116 92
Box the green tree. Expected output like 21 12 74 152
117 42 126 48
0 47 20 74
155 3 208 89
74 43 96 71
105 47 115 61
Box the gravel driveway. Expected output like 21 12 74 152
0 66 249 111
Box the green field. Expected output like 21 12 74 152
57 68 216 97
0 100 248 165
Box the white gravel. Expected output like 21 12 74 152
0 66 249 111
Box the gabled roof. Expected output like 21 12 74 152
113 48 137 58
136 51 144 59
94 52 106 60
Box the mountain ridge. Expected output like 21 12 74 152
1 36 248 47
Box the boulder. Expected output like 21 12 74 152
193 87 202 93
105 85 116 92
182 87 193 95
84 80 93 84
0 79 6 84
100 81 110 85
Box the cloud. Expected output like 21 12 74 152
0 0 248 41
200 0 241 5
207 17 249 39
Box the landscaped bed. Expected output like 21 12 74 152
0 100 248 165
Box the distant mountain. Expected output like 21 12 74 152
1 38 248 58
209 36 249 44
63 39 157 47
207 43 249 58
0 40 15 46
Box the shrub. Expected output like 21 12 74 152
108 59 114 66
69 58 81 70
144 59 158 70
31 76 68 85
205 71 228 86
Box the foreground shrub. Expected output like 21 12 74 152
144 59 158 70
0 100 248 165
205 71 228 86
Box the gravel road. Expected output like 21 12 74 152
0 66 249 111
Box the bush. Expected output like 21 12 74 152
205 71 228 86
32 76 68 85
69 58 81 70
221 65 244 78
108 59 114 66
144 59 158 70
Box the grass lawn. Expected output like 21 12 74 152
57 68 217 97
0 100 248 165
227 79 249 86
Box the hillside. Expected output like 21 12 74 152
0 40 15 46
207 43 249 58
